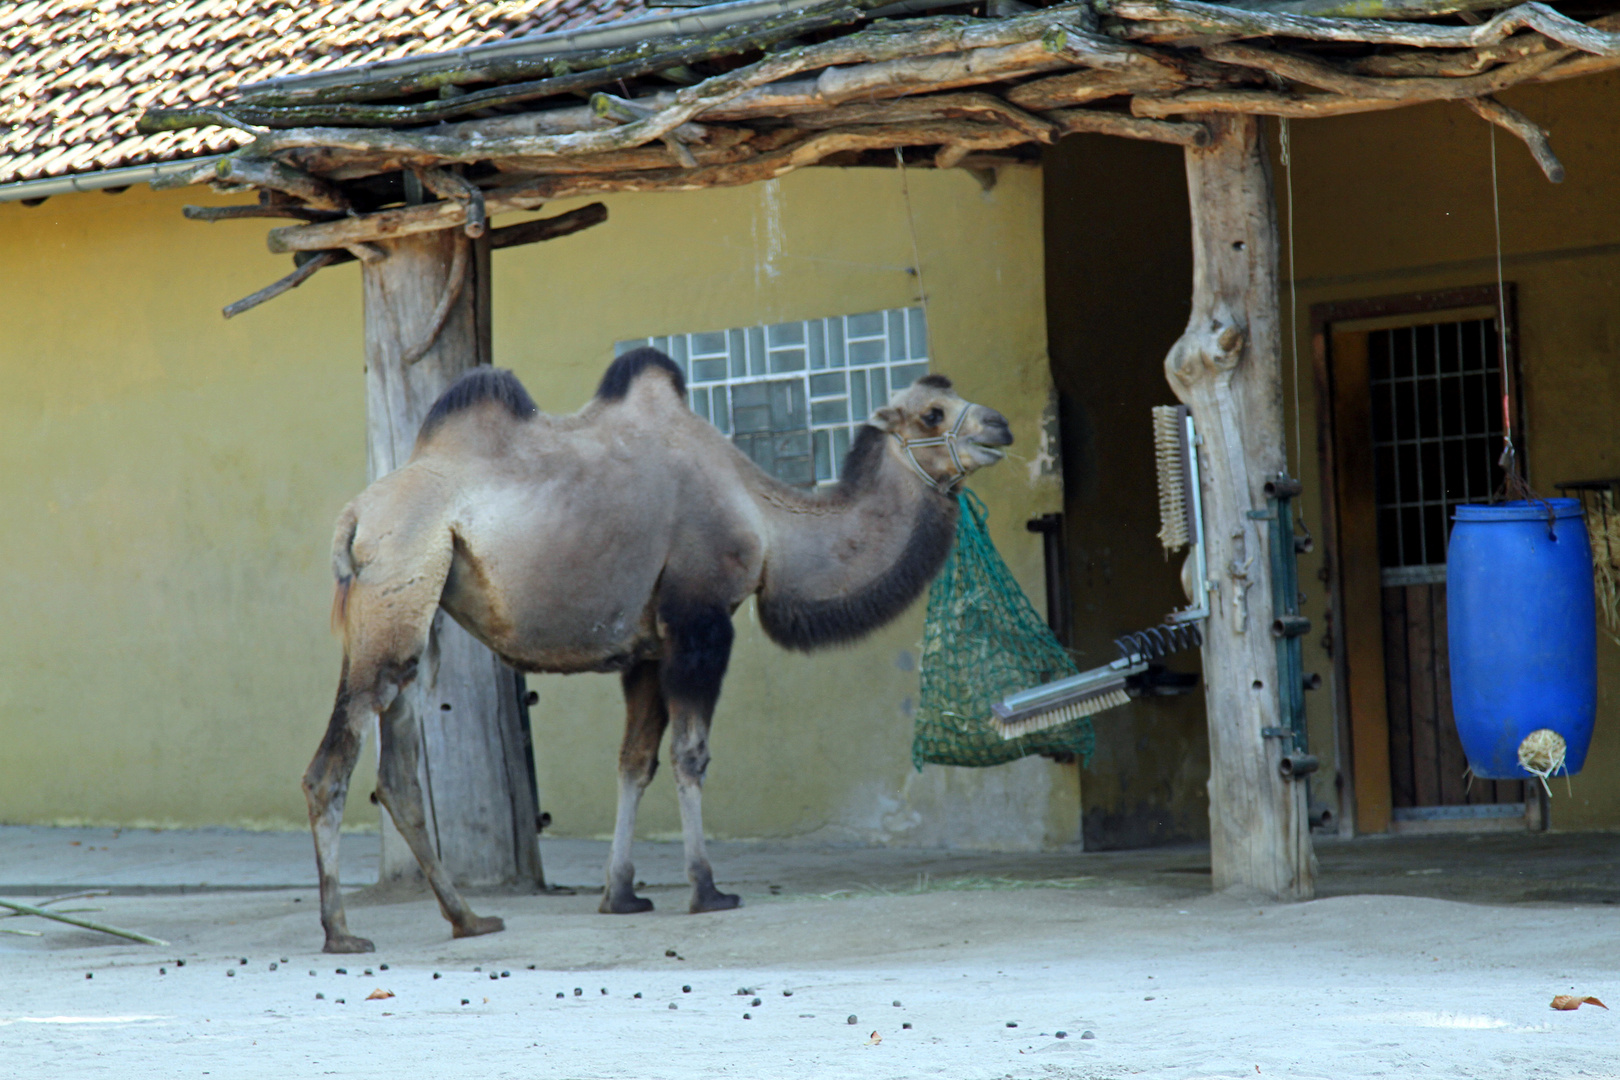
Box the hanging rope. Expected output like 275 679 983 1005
1488 125 1549 517
1281 117 1303 478
894 147 930 317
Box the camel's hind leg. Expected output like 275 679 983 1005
660 600 741 914
376 683 504 939
303 657 380 954
601 659 670 914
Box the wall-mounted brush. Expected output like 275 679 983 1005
1153 404 1209 625
988 407 1209 739
991 623 1204 738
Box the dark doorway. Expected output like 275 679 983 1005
1043 133 1207 849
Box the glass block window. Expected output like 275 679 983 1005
616 307 929 487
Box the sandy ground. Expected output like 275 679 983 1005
3 827 1618 1080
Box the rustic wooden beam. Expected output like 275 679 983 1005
1133 89 1413 118
222 251 340 319
1112 0 1620 55
789 92 1060 142
1049 107 1212 145
1346 33 1562 78
1162 113 1313 900
179 9 1116 165
413 167 488 238
144 3 873 130
267 188 548 252
184 204 341 222
487 202 609 249
287 204 609 271
230 0 903 107
1463 95 1564 182
1004 65 1210 110
215 156 349 211
1200 39 1573 101
262 120 1036 252
487 129 764 177
1219 0 1503 14
361 229 542 891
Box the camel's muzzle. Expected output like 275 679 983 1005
972 409 1014 449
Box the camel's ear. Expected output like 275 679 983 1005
871 405 903 433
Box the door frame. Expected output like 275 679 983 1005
1311 284 1522 834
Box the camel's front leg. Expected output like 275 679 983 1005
376 689 504 940
660 600 740 914
601 660 669 914
302 661 374 954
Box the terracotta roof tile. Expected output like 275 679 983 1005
2 0 664 186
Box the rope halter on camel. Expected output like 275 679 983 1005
892 404 973 495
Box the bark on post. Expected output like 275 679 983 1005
362 229 543 890
1164 114 1314 900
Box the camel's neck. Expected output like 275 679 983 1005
753 427 960 651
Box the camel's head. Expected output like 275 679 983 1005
873 374 1013 493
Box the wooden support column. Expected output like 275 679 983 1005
362 228 543 890
1165 115 1314 900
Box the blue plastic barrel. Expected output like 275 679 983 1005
1446 499 1596 779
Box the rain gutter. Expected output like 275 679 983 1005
0 156 222 205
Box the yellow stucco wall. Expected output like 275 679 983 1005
0 163 1074 848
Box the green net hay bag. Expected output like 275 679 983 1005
912 490 1096 769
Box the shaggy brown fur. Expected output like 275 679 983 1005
302 352 1012 952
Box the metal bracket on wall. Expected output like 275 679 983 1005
1262 474 1313 762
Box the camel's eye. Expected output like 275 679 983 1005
922 407 944 427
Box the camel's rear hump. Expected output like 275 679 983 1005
415 368 539 451
596 348 686 402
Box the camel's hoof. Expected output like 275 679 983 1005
323 934 375 954
689 889 742 914
452 915 505 939
599 893 655 915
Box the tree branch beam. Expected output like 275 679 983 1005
1463 95 1564 182
143 1 877 128
487 203 609 250
164 8 1134 164
1133 89 1411 118
214 156 350 211
1049 107 1212 145
1211 0 1514 16
1111 0 1620 56
413 166 487 237
263 120 1041 252
223 251 341 319
240 0 928 107
1200 38 1572 101
789 92 1060 143
183 204 341 222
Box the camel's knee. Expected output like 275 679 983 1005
670 733 711 786
621 752 659 789
304 699 365 805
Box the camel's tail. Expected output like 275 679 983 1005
330 504 360 639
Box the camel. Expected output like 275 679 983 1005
305 347 1012 952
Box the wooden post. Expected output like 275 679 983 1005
1164 115 1314 900
362 228 543 890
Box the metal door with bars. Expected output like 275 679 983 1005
1316 285 1529 834
1368 317 1525 814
